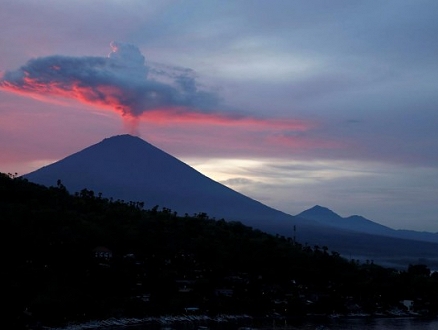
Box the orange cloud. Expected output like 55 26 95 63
140 108 313 132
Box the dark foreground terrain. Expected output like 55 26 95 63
2 172 438 329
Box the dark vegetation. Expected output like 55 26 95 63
2 172 438 328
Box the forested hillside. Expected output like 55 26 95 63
1 172 438 329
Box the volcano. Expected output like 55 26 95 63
23 134 300 232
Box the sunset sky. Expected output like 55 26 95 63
1 0 438 231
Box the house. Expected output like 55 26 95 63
215 288 234 297
176 279 195 292
93 246 113 260
401 300 414 312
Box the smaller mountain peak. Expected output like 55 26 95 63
308 205 337 214
310 205 331 211
296 205 342 220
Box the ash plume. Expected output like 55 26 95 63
0 42 219 132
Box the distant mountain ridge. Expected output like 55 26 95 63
296 205 438 244
296 205 395 235
22 134 438 268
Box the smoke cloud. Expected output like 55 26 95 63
0 42 311 135
0 42 221 132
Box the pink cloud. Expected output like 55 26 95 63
140 108 313 131
267 133 346 149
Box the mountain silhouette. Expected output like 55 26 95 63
297 205 438 243
23 134 308 233
23 134 438 269
296 205 395 236
297 205 343 223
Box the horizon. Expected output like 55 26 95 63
1 1 438 231
18 133 353 219
18 133 434 234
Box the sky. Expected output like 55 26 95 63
1 0 438 231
